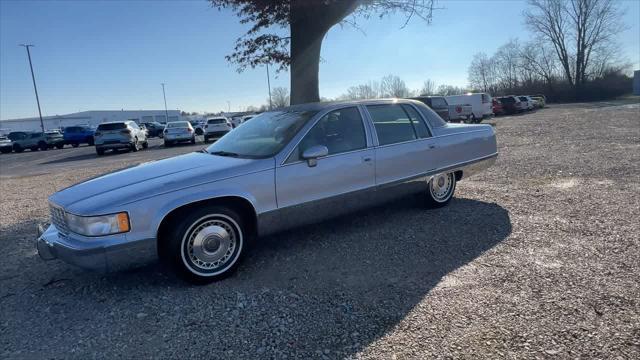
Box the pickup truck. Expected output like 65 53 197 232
412 96 473 123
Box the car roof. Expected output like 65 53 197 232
275 98 426 113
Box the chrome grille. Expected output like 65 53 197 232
49 204 69 236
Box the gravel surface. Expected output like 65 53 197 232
1 100 639 359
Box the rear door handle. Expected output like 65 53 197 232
428 144 437 149
362 156 372 163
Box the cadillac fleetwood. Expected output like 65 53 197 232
37 99 498 283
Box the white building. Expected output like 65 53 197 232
0 110 182 133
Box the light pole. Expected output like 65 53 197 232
161 83 169 122
266 63 272 110
19 44 44 132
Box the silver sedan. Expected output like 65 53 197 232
37 99 497 283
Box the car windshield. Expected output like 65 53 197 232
519 96 527 101
97 123 126 130
205 110 318 158
167 121 190 128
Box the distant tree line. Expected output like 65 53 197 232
467 0 633 102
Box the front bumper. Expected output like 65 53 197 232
36 224 157 272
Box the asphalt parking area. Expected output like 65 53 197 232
1 100 639 358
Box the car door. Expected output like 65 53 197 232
275 106 375 227
365 103 439 199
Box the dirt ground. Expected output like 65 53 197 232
0 99 639 359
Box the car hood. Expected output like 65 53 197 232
49 151 273 214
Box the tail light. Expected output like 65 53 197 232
187 128 193 132
121 129 131 134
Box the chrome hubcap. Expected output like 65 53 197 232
430 173 453 202
186 219 237 271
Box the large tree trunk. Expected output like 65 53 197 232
288 0 358 105
289 21 325 105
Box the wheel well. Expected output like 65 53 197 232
454 170 463 181
156 196 258 252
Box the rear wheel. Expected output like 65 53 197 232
130 137 139 152
55 143 64 149
96 148 105 156
164 140 172 147
13 144 23 153
160 206 249 284
0 147 11 154
142 141 149 149
425 172 456 208
39 141 48 151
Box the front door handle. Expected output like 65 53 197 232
428 144 437 149
362 156 372 163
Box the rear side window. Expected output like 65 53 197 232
402 105 431 138
367 104 417 145
289 107 366 163
97 123 126 131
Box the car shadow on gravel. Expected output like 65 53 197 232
3 196 511 358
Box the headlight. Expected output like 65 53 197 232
66 212 130 236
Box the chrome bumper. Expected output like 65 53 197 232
36 224 157 272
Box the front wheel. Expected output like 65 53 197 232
55 143 64 149
425 172 456 208
164 140 172 147
39 142 48 151
160 206 249 284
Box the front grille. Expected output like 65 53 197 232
49 204 69 237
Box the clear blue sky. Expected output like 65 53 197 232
1 0 638 119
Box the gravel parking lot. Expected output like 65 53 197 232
1 100 639 359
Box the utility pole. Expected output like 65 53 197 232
161 83 169 122
19 44 44 132
266 63 272 110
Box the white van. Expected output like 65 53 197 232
445 93 493 123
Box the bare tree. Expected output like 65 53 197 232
525 0 625 90
344 81 381 100
419 79 437 95
211 0 436 104
436 84 465 96
468 52 496 93
493 39 522 91
271 87 290 108
380 75 410 97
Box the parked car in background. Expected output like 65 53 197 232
94 121 148 155
63 125 95 147
240 115 255 124
37 99 498 283
203 117 232 142
497 96 521 115
531 96 546 108
518 96 534 111
164 121 196 147
7 131 49 152
445 93 493 123
0 135 12 153
492 98 504 116
411 96 450 121
45 130 65 149
141 121 165 138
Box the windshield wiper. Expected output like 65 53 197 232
210 150 240 157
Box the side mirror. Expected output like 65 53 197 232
301 145 328 167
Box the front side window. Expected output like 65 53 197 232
288 107 366 163
206 110 318 158
367 104 418 145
